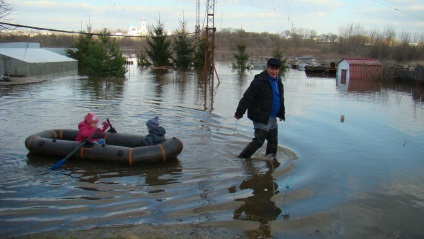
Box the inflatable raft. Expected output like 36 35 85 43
25 129 183 165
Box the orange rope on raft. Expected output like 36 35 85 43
80 147 95 160
158 144 166 162
80 148 85 159
128 148 133 166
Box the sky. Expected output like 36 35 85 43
4 0 424 37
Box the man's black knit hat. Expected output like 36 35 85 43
267 58 281 68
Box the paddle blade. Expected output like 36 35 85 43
106 118 117 133
107 127 117 133
50 159 66 170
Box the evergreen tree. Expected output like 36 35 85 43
99 29 127 76
146 20 172 67
66 27 127 77
105 39 127 76
85 39 106 76
173 20 194 69
193 37 206 70
272 48 288 76
231 42 250 74
66 26 97 76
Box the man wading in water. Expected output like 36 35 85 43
234 58 285 165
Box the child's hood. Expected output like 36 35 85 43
78 121 91 129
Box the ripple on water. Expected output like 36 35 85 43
1 68 423 238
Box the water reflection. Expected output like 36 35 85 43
233 159 282 238
80 77 126 100
348 80 382 92
26 152 182 191
305 71 336 78
145 160 182 187
336 76 424 102
195 72 218 112
387 80 424 102
337 78 382 92
1 65 423 238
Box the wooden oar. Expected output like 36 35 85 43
107 118 117 133
50 128 100 170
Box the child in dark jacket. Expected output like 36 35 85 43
76 112 109 144
142 116 166 146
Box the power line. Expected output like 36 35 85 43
1 21 82 34
371 0 424 21
285 0 294 28
0 21 195 38
102 0 117 30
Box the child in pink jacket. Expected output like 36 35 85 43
76 112 109 144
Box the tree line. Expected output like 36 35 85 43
1 0 423 67
1 20 424 77
2 23 423 62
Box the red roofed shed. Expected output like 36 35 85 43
337 58 383 84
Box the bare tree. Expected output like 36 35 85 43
395 31 412 62
290 28 304 54
281 30 290 39
382 25 396 46
308 30 317 40
368 29 379 46
368 26 396 59
0 0 13 30
338 23 368 55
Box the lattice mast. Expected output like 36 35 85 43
203 0 216 82
195 0 200 44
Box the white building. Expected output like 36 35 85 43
0 42 77 77
127 18 148 36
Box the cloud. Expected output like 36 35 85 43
22 1 92 9
8 0 424 34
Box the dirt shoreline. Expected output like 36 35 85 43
0 76 52 85
11 221 250 239
0 75 88 86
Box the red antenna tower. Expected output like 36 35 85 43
203 0 217 83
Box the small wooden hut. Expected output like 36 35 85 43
337 58 383 85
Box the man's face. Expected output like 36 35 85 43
267 66 280 79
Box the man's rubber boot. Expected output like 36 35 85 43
265 127 278 156
265 127 280 167
238 128 268 158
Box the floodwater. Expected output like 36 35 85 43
1 63 423 238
